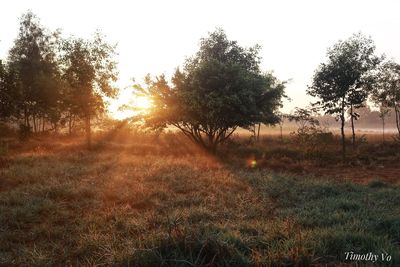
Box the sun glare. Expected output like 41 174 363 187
135 96 152 110
108 88 152 120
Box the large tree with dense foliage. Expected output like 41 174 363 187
137 29 286 152
307 33 380 160
367 60 400 138
61 33 118 147
6 11 62 132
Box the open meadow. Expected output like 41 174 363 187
1 130 399 266
2 5 400 266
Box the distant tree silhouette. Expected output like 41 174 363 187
308 33 380 160
378 106 390 142
367 60 400 138
61 33 117 148
137 29 285 153
287 107 320 131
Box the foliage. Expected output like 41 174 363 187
287 106 320 130
5 11 62 132
308 33 380 159
137 29 286 152
0 12 117 144
61 33 118 146
286 107 334 157
61 33 118 119
367 60 400 136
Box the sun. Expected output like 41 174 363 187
135 96 152 110
107 88 152 120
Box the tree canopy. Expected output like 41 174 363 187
137 29 286 152
61 33 118 147
4 11 62 131
367 60 400 137
0 11 118 145
308 33 380 159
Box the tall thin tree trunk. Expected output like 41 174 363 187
340 99 346 162
42 115 45 132
350 104 356 150
68 114 72 135
257 123 261 142
26 114 30 129
395 105 400 138
33 113 37 133
382 116 385 143
24 108 28 128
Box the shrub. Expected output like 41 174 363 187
18 123 31 141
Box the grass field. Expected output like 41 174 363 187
0 133 399 266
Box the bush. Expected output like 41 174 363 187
0 123 15 137
18 124 31 141
291 126 335 160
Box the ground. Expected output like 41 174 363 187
0 133 399 266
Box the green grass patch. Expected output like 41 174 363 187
0 142 399 266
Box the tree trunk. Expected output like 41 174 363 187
382 116 385 143
42 116 45 132
68 114 72 135
207 133 218 154
257 123 261 142
33 113 37 133
340 99 346 162
25 109 30 129
85 115 91 149
395 105 400 138
211 141 218 154
350 104 356 150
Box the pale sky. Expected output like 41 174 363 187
1 0 400 116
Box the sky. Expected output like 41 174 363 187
1 0 400 115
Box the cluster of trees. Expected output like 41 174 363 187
308 33 400 160
136 30 399 156
0 12 117 147
1 12 399 156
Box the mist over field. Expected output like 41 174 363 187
1 1 400 266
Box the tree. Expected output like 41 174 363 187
378 106 390 142
287 107 320 131
0 60 15 121
0 60 7 119
308 33 380 161
276 112 287 142
7 11 62 133
367 60 400 138
61 33 118 148
137 29 285 153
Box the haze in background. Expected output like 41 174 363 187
1 0 400 114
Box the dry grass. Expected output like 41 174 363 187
0 133 399 266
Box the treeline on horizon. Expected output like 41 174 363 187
1 11 400 158
281 105 399 129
